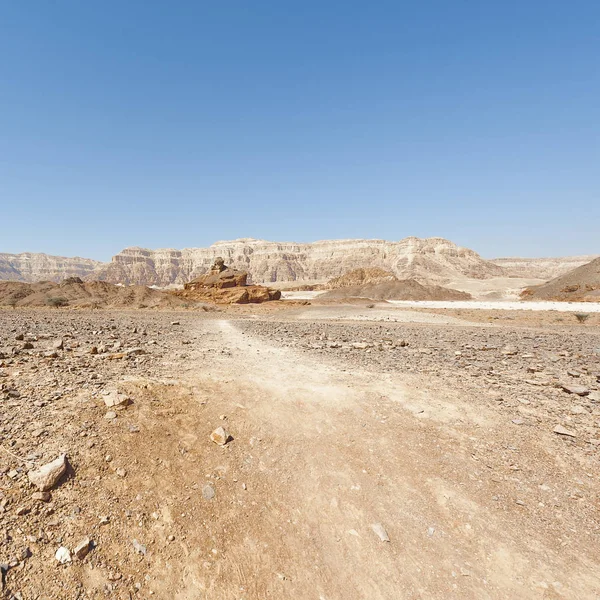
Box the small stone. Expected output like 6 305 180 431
167 535 175 542
371 523 390 542
104 411 117 420
553 425 577 438
99 516 110 525
105 455 112 463
588 391 600 402
501 345 518 356
132 539 147 555
116 468 127 478
15 506 29 516
32 491 51 502
27 454 68 491
55 546 71 564
210 426 230 446
102 391 130 408
73 537 91 560
561 384 590 396
202 484 215 500
52 339 64 350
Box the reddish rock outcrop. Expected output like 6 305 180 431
177 258 281 304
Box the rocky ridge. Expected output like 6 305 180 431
92 237 505 286
522 257 600 302
0 253 102 283
491 255 599 280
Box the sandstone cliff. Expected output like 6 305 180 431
92 237 505 287
491 256 599 280
0 253 103 283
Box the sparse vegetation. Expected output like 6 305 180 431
574 312 590 323
46 296 69 308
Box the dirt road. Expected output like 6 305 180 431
118 317 600 599
3 309 599 599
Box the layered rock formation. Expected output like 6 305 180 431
0 253 102 283
491 256 599 280
176 258 281 304
92 237 505 287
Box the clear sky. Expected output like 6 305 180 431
1 1 598 260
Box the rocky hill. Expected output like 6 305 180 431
321 267 471 301
0 279 195 309
0 252 102 282
521 257 600 302
491 255 599 280
92 237 505 286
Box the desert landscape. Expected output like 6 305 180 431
1 241 599 599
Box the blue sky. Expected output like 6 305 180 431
1 1 598 260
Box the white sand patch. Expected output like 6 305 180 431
387 300 600 312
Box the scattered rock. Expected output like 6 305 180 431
73 537 91 560
553 425 577 438
132 539 147 556
55 546 72 564
27 454 68 491
102 390 131 408
371 522 390 542
202 484 215 500
561 384 590 396
210 426 230 446
31 491 51 502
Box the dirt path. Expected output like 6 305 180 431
117 318 600 599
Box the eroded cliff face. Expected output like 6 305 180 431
91 237 505 286
0 253 103 283
491 256 600 280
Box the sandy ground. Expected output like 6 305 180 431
1 305 600 599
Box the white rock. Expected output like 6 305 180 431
371 522 390 542
553 425 577 437
55 546 72 564
210 427 230 446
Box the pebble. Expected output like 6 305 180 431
73 537 91 560
132 539 147 555
55 546 72 564
31 491 51 502
202 484 215 500
553 425 577 438
210 426 230 446
371 522 390 542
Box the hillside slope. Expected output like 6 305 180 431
521 257 600 302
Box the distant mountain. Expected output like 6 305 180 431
0 252 102 283
4 240 595 289
491 255 599 280
90 237 505 286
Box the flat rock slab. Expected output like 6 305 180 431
553 425 577 438
561 384 590 396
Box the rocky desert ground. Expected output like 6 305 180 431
1 300 600 599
